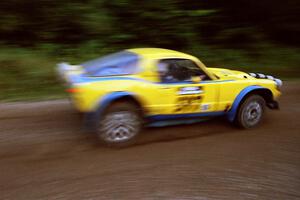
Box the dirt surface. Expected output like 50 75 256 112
0 82 299 200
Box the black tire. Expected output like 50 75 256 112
96 101 143 147
235 95 266 129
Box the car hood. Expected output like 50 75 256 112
207 68 253 80
207 67 283 88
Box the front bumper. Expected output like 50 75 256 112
267 100 279 110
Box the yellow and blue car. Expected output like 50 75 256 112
57 48 282 146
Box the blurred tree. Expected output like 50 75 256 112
210 0 300 45
0 0 299 48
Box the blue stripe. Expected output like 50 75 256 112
147 118 209 127
88 76 149 83
159 80 235 85
73 76 150 83
76 75 234 85
147 111 226 121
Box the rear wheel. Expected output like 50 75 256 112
96 101 142 147
236 95 266 129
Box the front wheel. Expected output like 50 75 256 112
236 95 266 129
96 101 142 147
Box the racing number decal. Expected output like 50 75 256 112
174 86 203 113
174 95 202 112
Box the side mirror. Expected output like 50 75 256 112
191 76 202 83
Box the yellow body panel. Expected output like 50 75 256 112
64 48 281 116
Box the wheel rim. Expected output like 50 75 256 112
99 111 140 142
243 101 262 126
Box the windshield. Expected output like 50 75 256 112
81 51 139 76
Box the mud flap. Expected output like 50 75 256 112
267 101 279 110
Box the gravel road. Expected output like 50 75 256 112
0 82 299 200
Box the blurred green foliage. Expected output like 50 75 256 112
0 49 65 100
1 0 299 47
0 0 299 100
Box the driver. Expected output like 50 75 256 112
157 61 176 83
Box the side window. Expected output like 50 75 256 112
157 59 210 83
81 51 139 76
90 59 138 76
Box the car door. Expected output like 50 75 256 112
156 58 220 115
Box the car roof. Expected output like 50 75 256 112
127 48 197 60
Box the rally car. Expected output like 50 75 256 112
57 48 282 146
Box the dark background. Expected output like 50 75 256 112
0 0 299 100
1 0 300 48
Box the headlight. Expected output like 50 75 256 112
274 78 283 90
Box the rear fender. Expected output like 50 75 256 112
84 91 139 130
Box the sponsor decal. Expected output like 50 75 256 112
178 86 203 95
201 104 211 111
